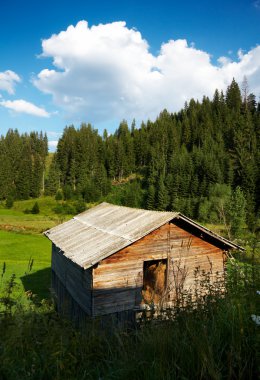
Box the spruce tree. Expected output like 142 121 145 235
229 186 247 238
45 155 60 195
156 176 168 211
147 184 155 210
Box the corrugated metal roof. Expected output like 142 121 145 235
45 202 179 269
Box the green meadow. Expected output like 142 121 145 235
0 231 51 300
0 196 68 234
0 198 56 301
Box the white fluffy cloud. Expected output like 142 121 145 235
0 99 50 117
34 20 260 123
0 70 21 94
48 140 58 150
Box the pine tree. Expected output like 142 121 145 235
15 143 32 199
156 176 168 211
147 184 155 210
31 201 40 214
31 154 43 197
228 186 247 238
45 155 60 195
226 78 242 113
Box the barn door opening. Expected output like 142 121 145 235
142 259 167 305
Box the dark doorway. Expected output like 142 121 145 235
142 259 167 305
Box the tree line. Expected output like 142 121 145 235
0 131 48 200
1 79 259 231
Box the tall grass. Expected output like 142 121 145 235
0 251 259 380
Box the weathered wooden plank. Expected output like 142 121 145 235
52 244 92 315
93 287 142 316
93 222 226 316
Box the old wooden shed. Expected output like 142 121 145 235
45 202 241 325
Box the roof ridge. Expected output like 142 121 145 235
73 216 135 243
98 201 178 215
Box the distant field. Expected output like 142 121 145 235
0 196 70 233
0 230 51 300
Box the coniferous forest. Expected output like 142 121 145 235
1 79 259 231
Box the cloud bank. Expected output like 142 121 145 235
0 99 50 117
0 70 21 94
34 20 260 123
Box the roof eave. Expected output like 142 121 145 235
177 214 244 251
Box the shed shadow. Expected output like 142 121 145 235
21 267 51 301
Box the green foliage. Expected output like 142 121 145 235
82 179 100 202
63 185 73 200
226 78 242 113
31 202 40 214
228 186 247 238
121 180 144 208
73 199 86 214
23 202 40 215
45 154 60 196
0 130 47 201
5 196 14 209
146 184 155 210
198 198 212 222
198 184 232 224
156 175 169 211
55 189 63 201
53 203 76 215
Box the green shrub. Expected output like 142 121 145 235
31 202 40 214
55 189 63 201
63 185 73 200
53 202 76 215
74 200 86 214
5 196 14 209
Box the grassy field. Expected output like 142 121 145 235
0 196 71 234
0 196 90 302
0 198 57 301
0 230 51 300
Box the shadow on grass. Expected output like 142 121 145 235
21 267 51 301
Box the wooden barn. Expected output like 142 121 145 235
45 202 241 325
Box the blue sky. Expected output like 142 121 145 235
0 0 259 149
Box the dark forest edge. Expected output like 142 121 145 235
1 78 259 239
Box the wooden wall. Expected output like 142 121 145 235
92 221 225 316
51 244 93 316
